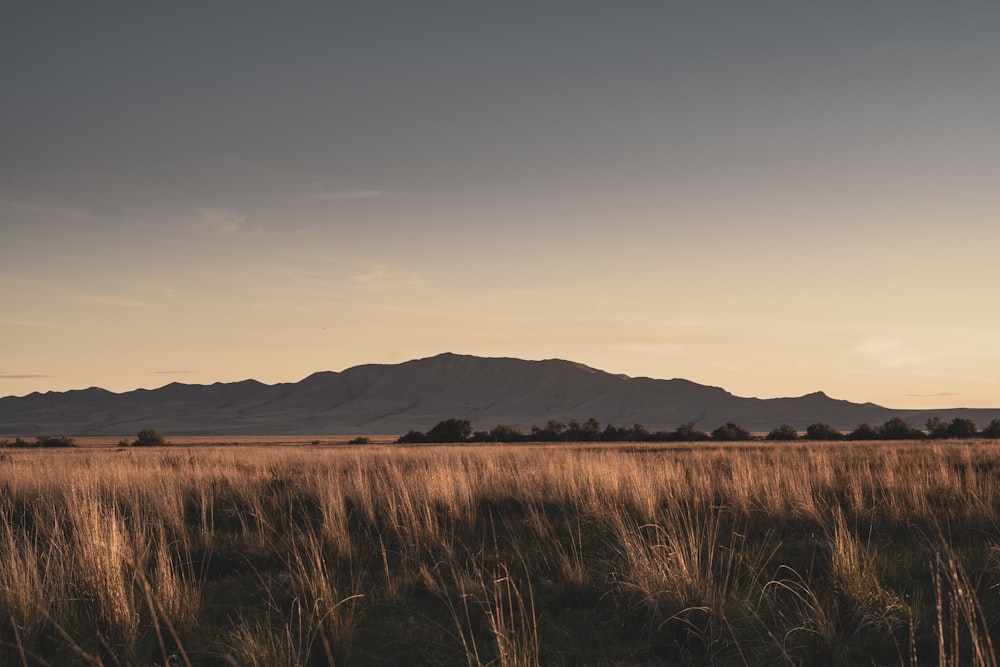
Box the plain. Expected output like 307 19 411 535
2 440 1000 666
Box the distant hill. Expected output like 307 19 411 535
1 352 998 436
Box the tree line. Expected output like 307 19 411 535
397 416 1000 444
0 429 168 449
0 435 77 448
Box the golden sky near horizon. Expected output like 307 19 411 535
2 2 999 409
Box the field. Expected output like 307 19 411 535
2 440 1000 666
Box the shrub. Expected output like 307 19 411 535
565 417 602 441
804 422 843 441
532 419 567 441
711 422 752 441
132 429 168 447
926 417 950 439
425 418 473 443
476 424 525 443
600 424 630 441
947 418 979 439
347 436 372 445
35 435 77 448
670 422 710 441
766 424 799 441
0 436 76 448
877 417 924 440
848 423 879 440
627 423 652 441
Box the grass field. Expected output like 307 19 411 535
2 439 1000 665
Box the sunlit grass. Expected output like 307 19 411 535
1 440 999 664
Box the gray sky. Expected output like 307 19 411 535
3 2 999 408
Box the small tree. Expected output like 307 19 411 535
582 417 602 440
543 419 567 441
926 417 950 439
628 423 652 441
600 424 629 441
982 419 1000 438
35 435 76 448
847 423 880 441
947 418 979 439
397 430 426 444
766 424 799 441
805 422 843 441
488 424 525 442
425 418 472 443
711 422 752 441
672 422 710 441
877 417 923 440
133 429 167 447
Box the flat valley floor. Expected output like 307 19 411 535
2 439 999 665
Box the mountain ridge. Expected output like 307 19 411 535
1 353 998 436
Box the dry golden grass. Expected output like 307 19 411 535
1 439 999 665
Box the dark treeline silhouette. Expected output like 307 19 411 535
0 435 76 448
115 429 169 447
398 416 1000 444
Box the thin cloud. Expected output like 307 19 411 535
854 339 923 367
617 342 688 358
76 294 148 309
841 167 911 182
184 159 385 204
301 188 384 201
1 178 163 230
0 317 67 329
198 207 247 234
3 198 95 221
280 268 329 281
133 282 175 298
352 265 426 290
905 392 961 398
151 370 194 375
0 373 52 379
591 296 609 309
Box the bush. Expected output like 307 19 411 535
766 424 799 441
600 424 630 441
711 422 752 441
35 435 77 448
531 419 568 441
805 422 843 441
132 429 168 447
565 418 602 441
347 436 372 445
425 418 473 443
0 436 76 448
947 418 979 439
848 423 880 440
926 417 950 439
878 417 924 440
924 417 979 439
470 426 518 443
670 422 710 441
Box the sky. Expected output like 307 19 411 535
2 2 999 409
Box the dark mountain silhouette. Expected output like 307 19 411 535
1 353 997 436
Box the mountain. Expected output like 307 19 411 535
1 353 998 436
